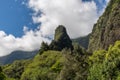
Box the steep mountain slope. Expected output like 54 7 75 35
49 25 73 51
21 51 64 80
88 0 120 52
3 26 88 80
2 0 120 79
0 50 38 65
88 41 120 80
72 34 90 49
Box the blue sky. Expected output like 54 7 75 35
82 0 107 13
0 0 110 56
0 0 39 37
0 0 107 37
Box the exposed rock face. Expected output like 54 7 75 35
88 0 120 53
49 25 73 51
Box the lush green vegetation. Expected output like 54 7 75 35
2 40 120 80
88 0 120 53
2 23 120 80
39 42 49 54
2 42 89 80
2 1 120 79
88 41 120 80
3 60 31 80
0 66 6 80
21 51 64 80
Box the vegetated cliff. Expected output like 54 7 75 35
49 25 73 51
3 26 88 80
88 0 120 53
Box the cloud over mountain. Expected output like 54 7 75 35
0 29 50 56
0 0 109 56
28 0 98 38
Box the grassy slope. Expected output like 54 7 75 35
3 50 64 80
20 50 64 80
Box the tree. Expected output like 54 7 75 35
0 66 6 80
39 42 49 54
88 41 120 80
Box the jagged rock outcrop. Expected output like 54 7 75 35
88 0 120 53
49 25 73 51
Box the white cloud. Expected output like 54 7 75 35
28 0 98 38
105 0 110 3
0 29 50 56
0 0 110 56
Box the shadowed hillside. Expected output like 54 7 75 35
88 0 120 52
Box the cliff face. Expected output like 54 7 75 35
88 0 120 52
49 25 73 51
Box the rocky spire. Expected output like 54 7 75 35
49 25 73 51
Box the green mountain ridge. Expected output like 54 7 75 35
88 0 120 53
0 50 38 65
1 25 88 80
0 0 120 80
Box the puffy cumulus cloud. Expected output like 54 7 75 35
28 0 98 38
0 0 110 56
0 28 50 56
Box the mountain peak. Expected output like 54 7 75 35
49 25 73 51
54 25 67 41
